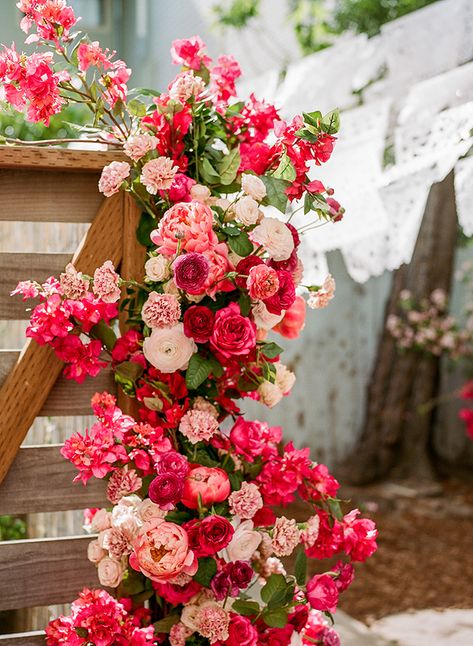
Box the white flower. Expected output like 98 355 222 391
275 362 296 394
258 380 283 408
87 539 106 563
221 519 262 562
252 301 285 331
97 556 125 588
241 173 266 201
252 217 294 261
190 184 211 202
143 323 197 373
235 195 260 226
137 498 166 523
145 255 170 282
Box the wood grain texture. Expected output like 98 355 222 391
0 536 99 610
0 445 108 515
0 632 45 645
0 352 116 416
0 192 124 485
0 146 126 172
0 252 71 319
0 170 102 222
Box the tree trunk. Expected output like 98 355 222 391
345 171 458 484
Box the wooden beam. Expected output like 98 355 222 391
0 146 127 172
0 536 98 610
0 445 108 515
0 193 124 484
0 632 45 645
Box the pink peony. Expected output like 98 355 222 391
247 264 279 300
179 409 219 444
123 133 157 161
141 292 181 329
181 466 230 509
98 161 130 197
130 517 197 583
93 261 121 303
151 201 217 256
140 157 178 194
210 302 256 358
228 482 263 519
169 622 193 646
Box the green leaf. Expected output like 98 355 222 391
231 599 261 617
193 557 217 587
120 569 146 596
221 224 242 237
186 354 212 390
238 292 252 317
90 320 117 351
262 361 277 384
153 614 180 633
201 158 221 184
304 192 316 215
115 361 144 383
328 498 343 521
228 470 244 491
130 87 161 98
207 354 224 378
295 127 319 143
273 151 296 182
321 109 340 135
261 175 289 214
136 211 156 248
260 341 283 359
227 230 253 257
303 110 322 127
261 573 287 605
127 98 147 117
217 147 241 185
294 546 308 586
262 608 289 628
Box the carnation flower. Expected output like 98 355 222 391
143 323 197 372
169 70 205 102
98 161 130 197
179 409 219 444
140 157 178 194
308 274 336 309
192 396 218 418
196 601 230 644
93 260 121 303
141 292 181 328
123 133 157 161
271 516 300 557
99 526 132 560
241 173 267 201
228 482 263 519
275 362 296 394
106 468 142 504
172 252 210 294
234 195 260 225
301 515 320 549
145 255 171 282
59 263 89 299
252 217 295 261
170 622 194 646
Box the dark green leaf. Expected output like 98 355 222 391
238 292 252 317
227 230 253 257
90 320 117 351
153 614 180 633
262 608 289 628
303 110 322 127
260 341 283 359
201 158 221 184
228 470 244 490
261 573 287 604
328 498 343 521
261 175 289 214
222 224 242 237
231 599 261 617
186 354 212 389
207 354 224 378
193 557 217 587
294 546 308 586
262 361 277 384
136 211 156 247
115 361 144 383
217 147 241 185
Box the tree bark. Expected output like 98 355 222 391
345 171 458 484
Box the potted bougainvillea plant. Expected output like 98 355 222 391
2 2 377 644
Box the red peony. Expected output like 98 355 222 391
181 465 231 509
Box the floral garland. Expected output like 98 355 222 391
3 2 377 645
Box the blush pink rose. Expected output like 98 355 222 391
129 517 197 583
181 466 231 509
210 302 256 358
151 201 218 256
247 264 279 300
274 295 306 339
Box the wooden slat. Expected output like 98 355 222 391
0 632 45 645
0 146 126 172
0 536 99 610
0 170 103 222
0 192 124 485
0 351 116 416
0 253 71 320
0 445 108 515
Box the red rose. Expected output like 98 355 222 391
210 302 256 358
226 613 258 646
264 270 296 315
153 579 201 604
306 573 339 613
235 255 264 288
183 305 215 343
199 515 234 554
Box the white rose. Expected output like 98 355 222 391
87 539 106 563
235 195 260 226
221 520 262 562
275 362 296 394
163 279 181 298
241 173 266 201
252 301 285 331
137 498 165 523
97 556 125 588
258 381 283 408
181 604 201 631
190 184 211 202
89 509 112 533
251 217 294 261
143 323 197 373
145 255 170 282
290 631 303 646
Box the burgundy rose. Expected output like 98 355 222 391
172 252 210 294
210 569 232 601
235 255 264 288
333 560 355 592
210 302 256 358
264 270 296 315
228 560 253 589
155 451 190 478
268 249 298 273
148 472 184 509
288 605 309 632
199 515 234 554
182 518 206 557
183 305 215 343
306 573 339 613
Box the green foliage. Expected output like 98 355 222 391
0 515 26 541
213 0 260 27
0 105 88 142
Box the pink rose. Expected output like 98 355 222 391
210 303 256 358
247 264 279 300
181 466 231 509
226 614 258 646
151 201 218 256
166 173 196 202
130 517 197 583
274 295 306 338
306 574 339 613
264 270 296 316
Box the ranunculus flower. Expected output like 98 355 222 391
274 295 306 338
172 252 210 294
210 302 256 358
183 305 215 343
306 574 339 613
247 264 279 300
148 472 184 510
221 520 261 562
130 518 197 583
226 613 258 646
181 466 231 509
199 515 234 554
264 270 296 315
143 323 197 372
251 217 294 261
